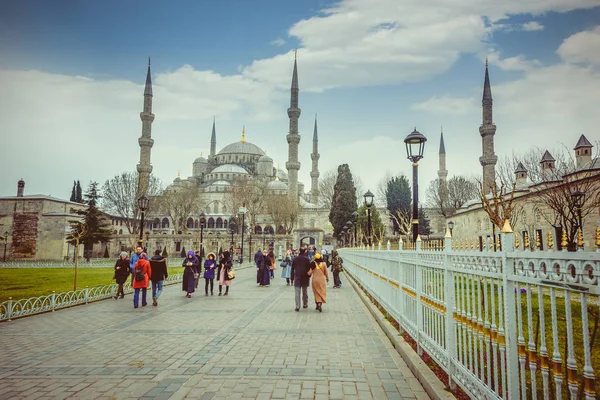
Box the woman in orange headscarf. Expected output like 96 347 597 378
309 253 329 312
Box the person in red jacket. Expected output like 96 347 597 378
132 253 152 308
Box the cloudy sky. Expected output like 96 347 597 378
1 0 599 203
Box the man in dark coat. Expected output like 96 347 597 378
150 249 168 306
291 248 311 312
254 248 263 286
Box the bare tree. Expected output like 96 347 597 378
496 147 575 187
353 175 365 205
426 176 479 218
101 171 163 234
223 178 268 229
479 182 521 249
318 168 337 210
158 185 202 233
264 194 300 234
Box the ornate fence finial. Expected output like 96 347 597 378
561 229 568 251
596 226 600 250
501 219 513 233
535 230 541 250
514 234 520 249
471 238 476 250
547 231 554 251
445 227 452 238
577 227 584 249
524 231 530 249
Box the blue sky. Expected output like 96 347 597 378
1 0 599 202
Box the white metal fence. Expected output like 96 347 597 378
339 230 600 400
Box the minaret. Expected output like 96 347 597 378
310 114 320 204
137 58 155 196
210 116 217 159
286 50 301 201
479 59 497 193
437 128 448 183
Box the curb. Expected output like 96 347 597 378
345 272 456 400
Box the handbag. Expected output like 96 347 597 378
227 269 236 279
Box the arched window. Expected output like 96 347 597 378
194 219 199 229
277 225 285 234
153 218 160 229
208 218 215 228
187 218 194 229
119 229 123 234
162 218 170 229
255 226 263 234
216 217 223 229
223 219 228 229
213 202 219 213
264 225 274 235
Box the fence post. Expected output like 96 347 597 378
399 238 403 251
416 235 423 356
51 291 56 312
443 228 457 390
7 297 12 321
84 286 89 304
387 240 390 251
501 220 520 400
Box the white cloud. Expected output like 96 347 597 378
557 25 600 66
486 50 542 71
522 21 544 31
271 37 286 47
411 95 477 116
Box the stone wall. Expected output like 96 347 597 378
11 213 38 258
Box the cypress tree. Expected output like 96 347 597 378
75 180 83 203
162 247 168 257
418 207 432 236
70 181 77 202
385 175 411 233
70 182 112 260
328 164 358 237
180 246 186 258
103 246 110 258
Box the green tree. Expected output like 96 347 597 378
328 164 358 237
418 207 431 236
75 180 83 203
103 246 110 258
70 181 77 202
70 182 112 260
162 247 168 257
356 204 386 244
180 246 186 258
385 175 411 234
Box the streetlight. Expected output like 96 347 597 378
216 231 221 255
447 221 454 236
3 231 8 262
144 231 150 253
346 221 353 246
238 204 246 263
404 127 427 243
351 211 358 246
572 190 585 229
229 218 237 248
363 190 374 246
199 213 206 259
137 194 149 246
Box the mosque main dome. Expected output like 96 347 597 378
218 141 264 156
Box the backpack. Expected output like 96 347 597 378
135 268 145 282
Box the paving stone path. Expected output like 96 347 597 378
0 267 429 400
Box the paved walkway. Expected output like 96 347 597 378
0 268 429 400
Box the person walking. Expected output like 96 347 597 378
129 245 143 283
280 250 292 285
182 250 199 298
150 249 168 306
309 253 329 312
113 251 130 299
331 250 344 289
132 253 152 308
254 248 263 286
217 250 234 296
203 252 217 296
290 248 311 312
260 250 271 287
268 249 276 279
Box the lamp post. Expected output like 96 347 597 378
137 195 149 247
572 190 585 249
342 225 348 247
404 128 427 243
346 221 353 247
229 218 237 247
238 204 246 263
352 211 358 246
199 213 206 259
447 221 454 236
263 230 267 248
363 190 374 246
145 231 150 253
3 231 8 262
216 231 221 255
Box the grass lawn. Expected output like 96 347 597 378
0 267 185 303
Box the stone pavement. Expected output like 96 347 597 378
0 268 429 400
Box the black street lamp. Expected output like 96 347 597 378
404 128 427 242
572 190 585 230
363 190 374 246
199 213 206 259
144 231 150 253
239 204 246 263
346 221 353 246
216 231 221 255
137 194 149 247
229 218 237 247
351 211 358 246
3 231 8 262
447 221 454 236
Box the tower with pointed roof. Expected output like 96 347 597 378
137 58 155 196
479 59 497 193
514 162 527 187
437 128 448 184
574 134 593 169
310 114 320 204
540 150 556 180
209 116 217 160
286 51 301 201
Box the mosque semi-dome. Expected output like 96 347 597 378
194 156 208 164
211 180 231 186
212 164 249 174
258 153 273 163
218 141 264 156
267 179 288 190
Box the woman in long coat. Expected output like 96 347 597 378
203 252 217 296
132 253 152 308
217 251 234 296
113 251 130 299
260 251 271 287
182 250 199 298
309 253 329 312
280 250 292 285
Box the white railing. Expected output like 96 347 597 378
0 273 184 322
339 232 600 400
